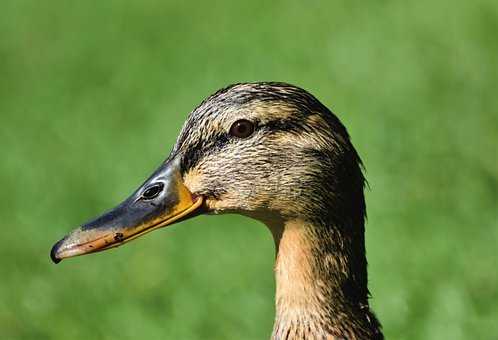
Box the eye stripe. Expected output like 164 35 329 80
180 118 308 173
180 132 230 172
263 117 304 133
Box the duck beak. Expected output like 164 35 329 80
50 158 203 264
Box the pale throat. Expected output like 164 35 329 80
271 219 324 313
266 218 372 338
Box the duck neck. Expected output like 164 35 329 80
268 218 382 340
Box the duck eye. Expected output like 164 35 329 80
229 119 255 138
142 183 164 200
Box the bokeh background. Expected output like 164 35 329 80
1 1 497 339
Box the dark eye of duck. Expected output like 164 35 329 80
229 119 255 138
142 183 164 200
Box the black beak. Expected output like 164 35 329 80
50 158 203 263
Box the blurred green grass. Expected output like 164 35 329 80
1 0 497 339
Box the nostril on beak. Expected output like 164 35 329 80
142 182 165 200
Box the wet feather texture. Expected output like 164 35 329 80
175 82 383 339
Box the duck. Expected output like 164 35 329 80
51 82 383 339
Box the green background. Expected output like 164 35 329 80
1 1 497 339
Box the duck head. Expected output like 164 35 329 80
50 82 365 263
